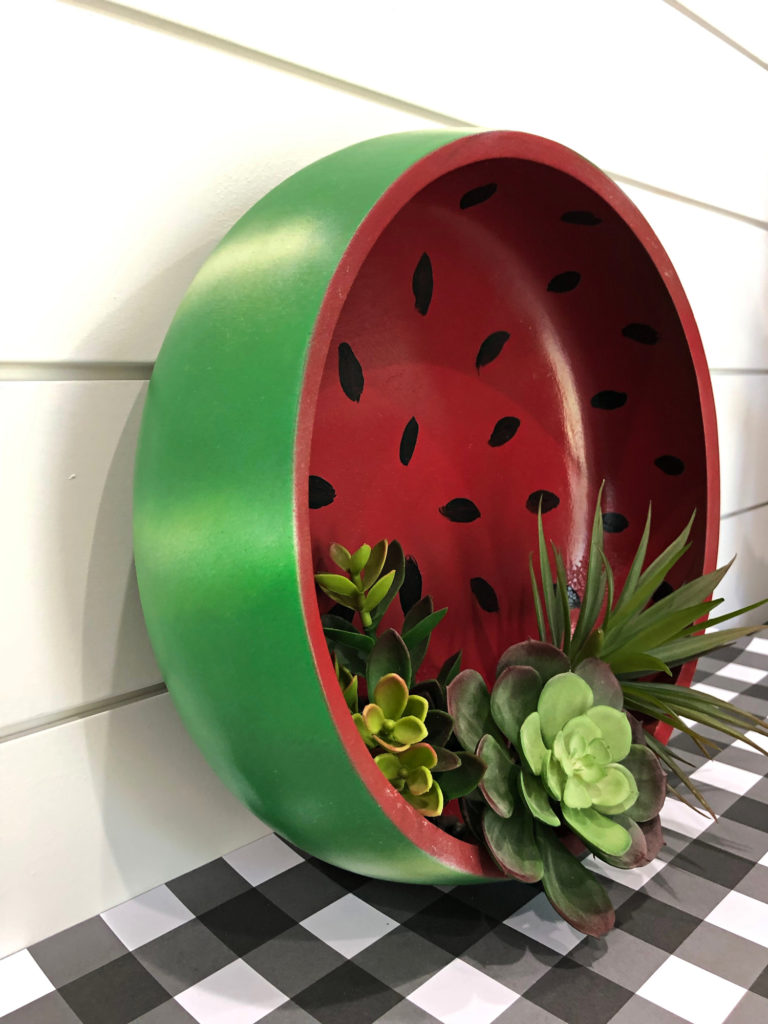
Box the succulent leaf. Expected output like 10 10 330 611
593 812 648 869
574 658 623 709
348 544 372 575
315 573 360 599
404 782 444 816
437 650 463 687
432 746 461 771
398 743 438 771
476 734 518 818
362 539 388 588
404 694 429 721
323 628 376 654
519 712 548 776
562 806 632 857
425 709 453 746
438 752 486 800
584 706 632 762
362 570 397 612
329 543 351 570
391 716 429 745
496 640 570 683
368 630 412 689
447 670 505 752
538 673 594 746
370 541 406 625
482 805 543 882
490 664 543 748
590 764 639 815
622 744 667 821
373 673 409 720
374 753 401 780
536 823 615 937
519 770 560 826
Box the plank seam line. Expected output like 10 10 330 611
721 501 768 521
0 682 168 744
62 0 768 228
0 362 155 381
662 0 768 72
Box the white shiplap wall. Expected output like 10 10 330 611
2 0 766 956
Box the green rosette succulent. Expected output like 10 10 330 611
447 640 667 937
375 743 444 816
354 672 429 752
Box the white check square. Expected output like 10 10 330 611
690 760 763 796
0 949 54 1017
408 958 518 1024
301 893 397 958
175 960 287 1024
502 892 584 954
637 955 745 1024
224 834 304 887
101 884 194 950
706 891 768 948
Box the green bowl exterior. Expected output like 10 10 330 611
133 129 501 883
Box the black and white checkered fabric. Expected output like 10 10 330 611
3 638 768 1024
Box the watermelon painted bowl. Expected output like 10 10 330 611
133 130 719 884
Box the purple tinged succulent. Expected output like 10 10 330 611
447 640 667 937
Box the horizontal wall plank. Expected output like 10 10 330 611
717 505 768 628
0 693 270 957
620 186 768 372
110 0 768 221
5 2 442 364
0 382 159 732
712 375 768 517
674 0 768 65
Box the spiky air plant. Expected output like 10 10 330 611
315 540 475 816
529 491 768 815
447 643 666 936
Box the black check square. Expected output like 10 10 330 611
29 917 128 988
525 959 633 1024
166 858 252 917
401 892 498 957
198 887 294 957
614 892 702 953
351 923 454 995
58 954 170 1024
670 836 755 889
722 795 768 832
293 961 402 1024
258 861 348 921
244 924 346 997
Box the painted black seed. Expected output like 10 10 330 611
561 210 602 225
309 475 335 509
399 417 419 466
460 183 498 209
400 556 423 615
440 498 481 523
547 271 581 293
488 416 521 447
470 577 499 613
654 454 685 476
412 252 433 316
337 342 364 402
567 585 582 609
591 390 627 410
622 322 659 345
603 512 629 533
652 581 675 603
526 490 560 514
476 331 511 370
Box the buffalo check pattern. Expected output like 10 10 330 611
4 638 768 1024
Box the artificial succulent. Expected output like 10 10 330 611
447 641 666 936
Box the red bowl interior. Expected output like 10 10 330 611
308 151 715 689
